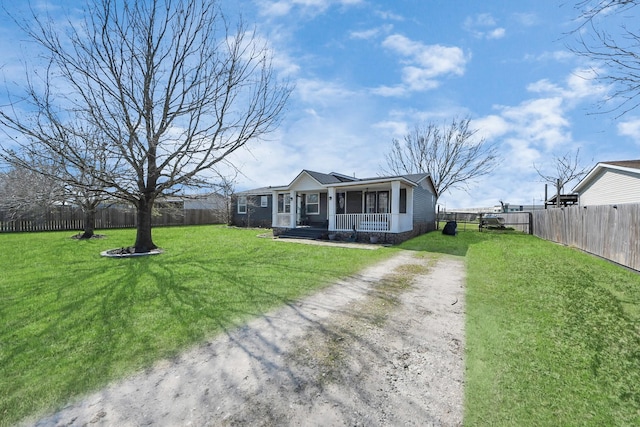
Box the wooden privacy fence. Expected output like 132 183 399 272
533 204 640 271
0 206 226 233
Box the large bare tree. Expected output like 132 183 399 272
383 117 499 201
569 0 640 115
0 0 291 252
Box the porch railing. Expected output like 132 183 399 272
335 213 390 232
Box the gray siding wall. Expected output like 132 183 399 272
232 195 272 228
412 183 436 231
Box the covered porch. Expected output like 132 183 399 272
271 180 414 234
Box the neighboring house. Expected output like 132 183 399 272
573 160 640 206
157 193 227 210
182 193 227 211
232 170 438 243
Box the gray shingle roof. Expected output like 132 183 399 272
303 170 346 185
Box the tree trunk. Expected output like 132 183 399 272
134 197 157 253
79 206 96 239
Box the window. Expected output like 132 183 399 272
365 192 377 213
336 192 346 214
378 191 389 213
365 191 389 213
260 195 268 208
237 196 247 214
277 194 290 213
400 189 407 213
306 193 319 215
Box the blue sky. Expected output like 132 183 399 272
1 0 639 209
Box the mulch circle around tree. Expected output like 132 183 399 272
100 247 164 258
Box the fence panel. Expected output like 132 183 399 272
0 206 224 233
533 204 640 271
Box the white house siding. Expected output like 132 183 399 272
579 169 640 206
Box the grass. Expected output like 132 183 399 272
0 225 396 426
402 230 640 426
6 225 640 425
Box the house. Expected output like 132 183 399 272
573 160 640 206
155 193 227 210
232 170 438 244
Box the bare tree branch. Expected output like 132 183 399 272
0 163 65 221
534 149 590 206
568 0 640 116
0 0 291 252
382 117 499 201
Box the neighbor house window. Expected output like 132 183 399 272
277 194 290 213
237 196 247 214
260 195 268 208
306 193 319 215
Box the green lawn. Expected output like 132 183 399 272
5 226 640 426
402 230 640 426
0 226 395 426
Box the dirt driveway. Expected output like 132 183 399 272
27 249 466 427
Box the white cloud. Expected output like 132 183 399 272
372 120 409 139
488 28 506 39
377 34 467 95
401 66 443 91
463 13 506 39
295 78 358 106
370 84 408 97
618 117 640 144
471 114 510 140
513 12 538 27
497 97 571 150
527 68 608 106
374 9 404 21
256 0 363 17
349 24 393 40
524 50 574 62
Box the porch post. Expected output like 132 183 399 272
290 191 297 228
271 190 278 227
391 180 401 233
328 187 336 231
407 186 414 220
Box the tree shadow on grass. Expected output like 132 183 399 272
23 249 453 426
7 244 373 425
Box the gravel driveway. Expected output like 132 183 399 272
25 249 466 427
